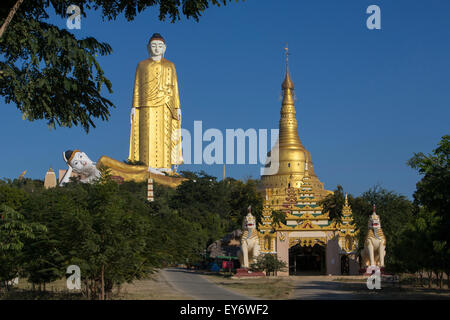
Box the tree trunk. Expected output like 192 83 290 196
117 284 121 296
0 0 25 38
84 279 90 299
427 271 433 288
101 264 105 300
90 280 97 300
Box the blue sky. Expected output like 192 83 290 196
1 0 449 199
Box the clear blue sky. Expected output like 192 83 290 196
1 0 449 199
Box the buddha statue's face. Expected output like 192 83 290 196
69 151 96 174
148 40 166 59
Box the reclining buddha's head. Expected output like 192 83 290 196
63 150 97 176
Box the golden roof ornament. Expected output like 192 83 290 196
282 43 294 90
341 192 354 220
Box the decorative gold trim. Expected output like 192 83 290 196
275 220 337 232
288 237 326 248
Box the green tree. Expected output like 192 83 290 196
20 186 79 290
228 178 263 230
271 210 286 227
407 135 450 287
394 208 447 288
1 178 44 195
318 185 351 222
66 168 151 299
0 186 46 290
0 0 242 131
407 135 450 240
351 186 414 271
250 254 287 276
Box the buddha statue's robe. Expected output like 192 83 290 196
97 156 186 188
128 57 183 169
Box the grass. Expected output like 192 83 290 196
0 271 191 300
116 272 193 300
203 273 293 300
332 274 450 299
0 278 84 300
351 284 450 299
0 289 84 300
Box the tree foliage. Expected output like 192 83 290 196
319 184 414 272
0 185 46 290
0 170 261 298
250 253 287 276
393 208 448 286
0 0 241 131
405 135 450 287
407 135 450 240
351 186 414 264
318 185 350 222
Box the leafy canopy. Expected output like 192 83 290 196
407 135 450 221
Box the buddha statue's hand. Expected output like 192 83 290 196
130 107 136 124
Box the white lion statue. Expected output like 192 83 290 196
361 205 386 268
237 206 261 268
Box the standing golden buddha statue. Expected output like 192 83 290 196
128 33 183 174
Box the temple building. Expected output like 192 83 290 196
258 49 359 275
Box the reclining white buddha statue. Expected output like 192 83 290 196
59 150 184 188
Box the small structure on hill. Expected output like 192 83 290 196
44 168 57 189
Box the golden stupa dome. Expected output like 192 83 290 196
261 48 325 192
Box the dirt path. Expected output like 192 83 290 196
119 270 193 300
161 268 254 300
290 276 365 300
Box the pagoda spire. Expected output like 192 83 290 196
279 43 302 150
282 43 294 103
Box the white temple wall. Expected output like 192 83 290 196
325 235 340 275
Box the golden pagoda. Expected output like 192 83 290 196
261 46 331 209
256 47 359 276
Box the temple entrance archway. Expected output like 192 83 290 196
289 243 325 275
